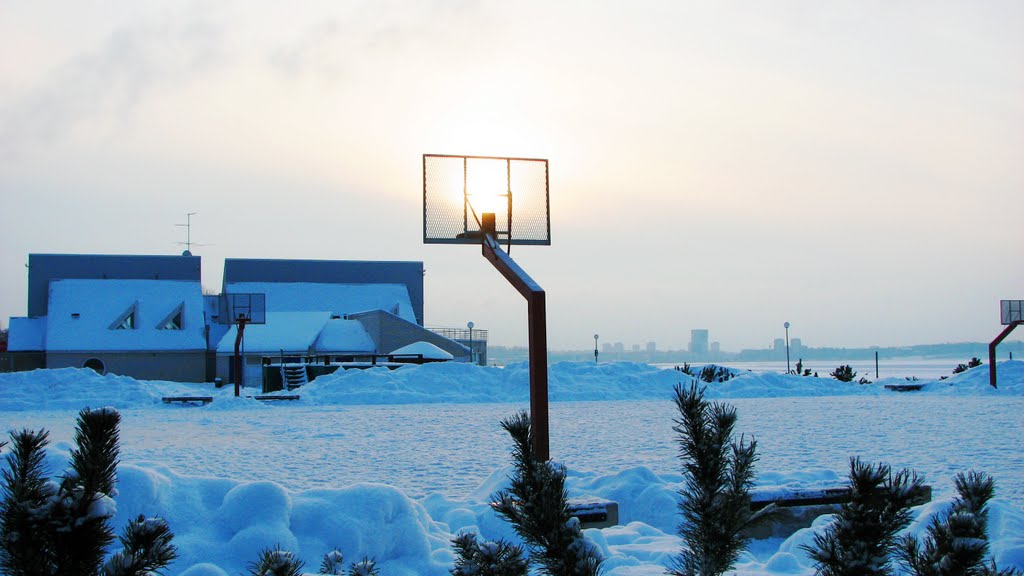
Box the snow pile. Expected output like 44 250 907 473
295 360 1024 405
0 368 209 411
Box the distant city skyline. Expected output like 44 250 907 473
1 2 1022 350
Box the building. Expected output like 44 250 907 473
646 341 656 354
689 329 709 356
5 253 469 384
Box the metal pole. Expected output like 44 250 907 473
594 334 599 363
875 351 879 379
784 322 791 374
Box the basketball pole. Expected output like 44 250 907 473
480 212 550 462
989 322 1020 389
233 317 248 397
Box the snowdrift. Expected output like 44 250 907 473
2 360 1020 412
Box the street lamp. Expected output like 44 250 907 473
467 321 475 365
594 334 599 363
784 322 791 375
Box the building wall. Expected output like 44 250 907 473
47 351 206 382
1 352 46 373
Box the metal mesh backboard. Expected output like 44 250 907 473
220 293 266 325
1001 300 1024 325
423 154 550 245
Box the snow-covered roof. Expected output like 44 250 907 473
45 279 205 352
389 341 455 360
226 282 417 324
315 319 376 354
7 317 46 351
216 311 331 354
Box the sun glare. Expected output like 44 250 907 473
465 158 509 220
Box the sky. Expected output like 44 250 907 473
1 0 1022 352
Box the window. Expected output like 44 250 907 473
109 303 138 330
83 358 106 374
158 303 184 330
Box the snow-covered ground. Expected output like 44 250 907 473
1 361 1022 575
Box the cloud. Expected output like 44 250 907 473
0 10 224 160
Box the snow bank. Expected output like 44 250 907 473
3 360 1021 412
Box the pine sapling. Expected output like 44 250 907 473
451 532 528 576
492 411 603 576
320 548 345 575
802 457 923 576
0 429 55 576
247 545 305 576
102 515 178 576
348 557 381 576
670 383 770 576
897 471 1022 576
0 408 178 576
53 407 121 575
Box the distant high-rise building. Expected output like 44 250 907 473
632 344 640 352
613 342 625 353
602 342 613 353
646 341 656 354
710 341 720 354
790 338 803 354
689 329 709 356
773 338 786 353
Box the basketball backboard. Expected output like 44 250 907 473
1001 300 1023 325
221 293 266 325
423 154 550 246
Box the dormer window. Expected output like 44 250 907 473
109 303 138 330
158 303 185 330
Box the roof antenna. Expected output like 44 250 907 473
175 212 211 256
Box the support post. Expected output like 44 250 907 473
233 318 248 397
989 323 1020 389
480 213 550 461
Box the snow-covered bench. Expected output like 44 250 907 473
161 396 214 405
747 484 932 538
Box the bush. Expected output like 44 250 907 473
491 411 602 576
802 458 923 576
697 365 733 383
669 383 770 576
830 365 857 382
953 357 984 375
0 407 177 576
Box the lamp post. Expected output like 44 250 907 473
784 321 791 375
467 321 475 365
594 334 599 363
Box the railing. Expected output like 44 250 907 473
429 328 488 342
